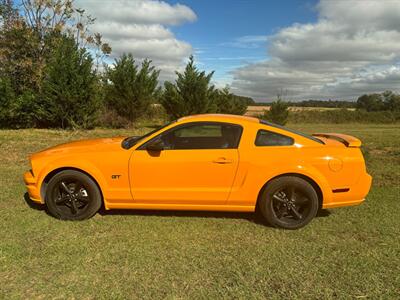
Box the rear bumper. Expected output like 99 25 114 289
323 173 372 209
23 170 43 204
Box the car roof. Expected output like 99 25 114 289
178 114 259 125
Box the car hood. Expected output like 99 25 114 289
32 137 127 158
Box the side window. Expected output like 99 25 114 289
255 130 294 146
174 124 222 138
163 123 242 149
141 122 243 150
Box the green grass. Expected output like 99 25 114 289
0 123 399 299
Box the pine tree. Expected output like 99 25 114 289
263 96 289 125
161 55 216 119
105 54 160 122
215 86 248 115
40 35 100 129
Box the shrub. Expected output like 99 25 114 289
0 77 15 127
261 98 289 125
144 104 168 123
0 77 38 128
97 109 131 129
8 91 38 128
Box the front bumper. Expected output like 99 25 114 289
23 170 43 204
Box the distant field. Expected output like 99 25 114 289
0 124 399 298
245 105 355 116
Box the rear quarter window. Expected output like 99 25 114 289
255 130 294 146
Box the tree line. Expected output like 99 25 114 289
0 0 252 129
356 91 400 112
1 1 398 130
261 90 400 126
255 95 400 111
253 99 357 108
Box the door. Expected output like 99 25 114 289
129 122 243 205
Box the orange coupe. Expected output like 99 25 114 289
24 114 372 229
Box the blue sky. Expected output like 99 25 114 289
76 1 400 100
170 0 318 83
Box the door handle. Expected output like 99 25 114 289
213 157 233 164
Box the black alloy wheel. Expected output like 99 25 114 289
45 170 102 220
259 176 319 229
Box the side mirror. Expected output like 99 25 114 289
146 139 164 152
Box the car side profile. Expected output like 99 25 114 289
24 114 372 229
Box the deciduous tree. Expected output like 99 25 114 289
356 93 385 112
0 0 111 128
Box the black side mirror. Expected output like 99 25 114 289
146 139 164 152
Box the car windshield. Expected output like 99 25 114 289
259 119 324 144
122 121 176 149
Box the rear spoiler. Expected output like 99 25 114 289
312 133 361 147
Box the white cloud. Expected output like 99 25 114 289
111 38 192 62
92 23 173 40
323 66 400 97
82 0 196 26
231 0 400 101
76 0 196 81
318 0 400 32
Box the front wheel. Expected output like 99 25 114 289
258 176 319 229
45 170 102 220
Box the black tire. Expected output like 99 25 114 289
258 176 319 229
45 170 102 220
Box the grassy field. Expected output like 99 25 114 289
0 123 399 299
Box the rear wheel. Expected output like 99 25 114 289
45 170 102 220
259 176 319 229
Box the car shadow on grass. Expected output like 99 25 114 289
99 208 268 225
98 207 331 226
24 192 45 211
23 192 331 225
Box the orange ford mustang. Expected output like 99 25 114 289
24 114 372 229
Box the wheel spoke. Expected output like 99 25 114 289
70 199 78 214
76 195 89 203
278 206 289 219
60 182 72 195
273 194 286 203
289 205 302 220
49 175 95 219
55 195 69 205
